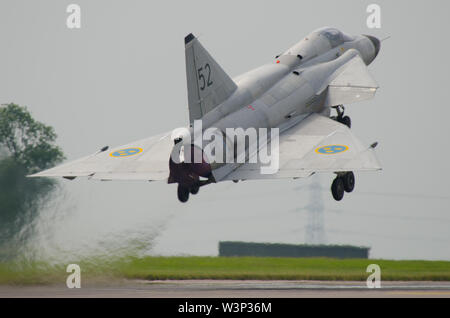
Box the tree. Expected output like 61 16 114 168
0 103 65 259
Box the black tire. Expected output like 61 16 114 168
343 172 355 193
331 177 345 201
341 116 351 128
177 185 189 203
190 185 199 195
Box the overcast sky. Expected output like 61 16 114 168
1 0 449 261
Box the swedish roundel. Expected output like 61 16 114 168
315 145 348 155
110 147 143 157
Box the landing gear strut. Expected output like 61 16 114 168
332 105 351 128
331 172 355 201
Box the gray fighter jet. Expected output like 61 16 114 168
31 27 382 202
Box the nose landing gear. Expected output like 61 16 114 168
332 105 351 128
331 171 355 201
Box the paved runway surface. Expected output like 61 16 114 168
2 280 450 297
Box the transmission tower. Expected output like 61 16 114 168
304 175 326 244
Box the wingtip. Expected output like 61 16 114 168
184 33 195 45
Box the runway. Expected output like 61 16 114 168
2 280 450 297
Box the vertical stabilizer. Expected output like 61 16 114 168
185 33 237 123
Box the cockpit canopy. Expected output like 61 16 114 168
313 27 355 48
280 27 356 65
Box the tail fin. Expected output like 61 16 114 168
185 33 237 123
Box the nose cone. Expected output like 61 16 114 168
365 35 380 58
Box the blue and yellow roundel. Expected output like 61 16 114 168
110 147 143 158
315 145 348 155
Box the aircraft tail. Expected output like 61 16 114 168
185 33 237 123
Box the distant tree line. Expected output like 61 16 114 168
0 103 64 259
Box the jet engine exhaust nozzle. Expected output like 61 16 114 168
168 144 212 188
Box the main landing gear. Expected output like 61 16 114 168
331 172 355 201
177 184 200 203
332 105 351 128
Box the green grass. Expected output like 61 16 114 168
1 256 450 285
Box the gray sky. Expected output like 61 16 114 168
1 0 450 261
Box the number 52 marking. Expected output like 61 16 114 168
198 63 213 90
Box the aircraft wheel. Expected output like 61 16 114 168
340 116 351 128
331 177 345 201
190 185 199 195
343 172 355 193
177 185 190 203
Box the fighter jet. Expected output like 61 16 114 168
31 27 382 202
